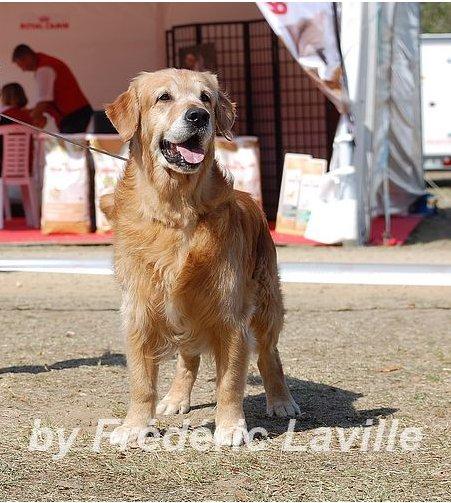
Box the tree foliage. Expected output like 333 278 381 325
421 3 451 33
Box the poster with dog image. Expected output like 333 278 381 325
258 2 346 113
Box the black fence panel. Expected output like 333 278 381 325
201 23 248 135
166 20 339 220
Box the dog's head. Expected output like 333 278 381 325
106 69 235 175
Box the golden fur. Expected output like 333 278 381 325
102 69 299 447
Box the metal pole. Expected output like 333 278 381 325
381 3 395 245
351 2 373 245
271 30 283 193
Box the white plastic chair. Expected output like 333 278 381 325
0 125 39 228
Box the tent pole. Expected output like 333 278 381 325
381 3 395 245
352 2 378 245
351 3 368 245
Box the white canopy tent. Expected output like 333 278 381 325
342 2 425 243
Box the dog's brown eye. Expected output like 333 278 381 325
200 92 211 103
158 92 172 102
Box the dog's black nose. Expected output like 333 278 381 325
185 107 210 128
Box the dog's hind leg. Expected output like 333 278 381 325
252 224 299 417
157 353 200 415
257 340 300 417
251 278 299 416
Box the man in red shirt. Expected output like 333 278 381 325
12 44 93 133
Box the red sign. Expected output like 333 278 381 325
20 16 69 30
267 2 287 15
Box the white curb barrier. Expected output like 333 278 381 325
1 259 451 286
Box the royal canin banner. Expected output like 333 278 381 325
257 2 347 113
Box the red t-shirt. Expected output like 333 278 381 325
36 52 90 119
0 106 34 125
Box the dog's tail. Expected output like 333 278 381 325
99 192 116 224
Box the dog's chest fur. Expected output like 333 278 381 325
115 216 250 345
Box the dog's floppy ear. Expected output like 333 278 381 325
105 85 139 142
215 89 236 141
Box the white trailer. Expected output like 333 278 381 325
421 34 451 170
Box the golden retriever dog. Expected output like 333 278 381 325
101 69 299 447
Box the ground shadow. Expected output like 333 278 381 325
130 370 395 438
407 177 451 244
185 373 397 437
0 351 125 374
240 373 397 435
1 353 397 435
407 207 451 243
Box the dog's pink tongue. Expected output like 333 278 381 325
176 144 205 164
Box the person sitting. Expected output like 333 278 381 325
0 82 40 126
0 83 41 176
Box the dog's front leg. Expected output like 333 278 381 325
110 331 158 446
157 352 200 415
214 328 250 447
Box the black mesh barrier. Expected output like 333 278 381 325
166 20 339 220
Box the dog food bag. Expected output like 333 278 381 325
294 158 327 234
275 153 312 235
215 136 263 206
41 138 91 234
90 137 127 233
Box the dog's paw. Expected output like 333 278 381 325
214 422 248 447
156 396 191 416
109 425 140 448
267 397 301 418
